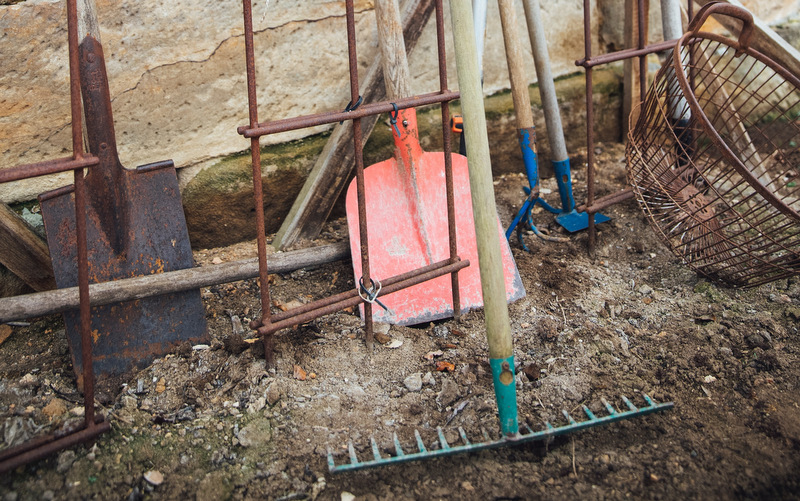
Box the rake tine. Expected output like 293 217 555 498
621 395 638 412
393 433 405 457
370 437 382 461
601 398 617 415
642 393 656 407
326 448 336 471
414 430 427 453
437 427 451 450
348 442 359 466
327 394 673 473
458 427 471 446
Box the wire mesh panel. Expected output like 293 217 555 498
627 3 800 287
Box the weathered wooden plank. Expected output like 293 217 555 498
0 202 55 292
272 0 435 250
694 0 800 77
0 241 349 323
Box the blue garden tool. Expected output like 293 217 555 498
328 0 672 472
497 0 568 249
522 0 610 233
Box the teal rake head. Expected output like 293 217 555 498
327 393 673 473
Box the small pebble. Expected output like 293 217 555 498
144 470 164 486
404 373 423 392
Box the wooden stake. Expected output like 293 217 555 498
0 202 55 292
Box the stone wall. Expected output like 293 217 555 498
0 0 797 205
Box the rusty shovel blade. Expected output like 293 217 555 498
39 31 206 387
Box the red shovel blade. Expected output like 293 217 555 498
346 110 524 325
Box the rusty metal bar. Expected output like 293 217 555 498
0 156 99 184
256 259 470 336
583 0 597 254
342 0 375 349
637 0 648 104
577 188 634 214
241 0 276 365
74 166 95 429
434 0 462 321
241 0 464 346
253 257 467 327
0 0 108 474
577 1 694 255
238 91 460 137
575 40 675 68
0 419 110 473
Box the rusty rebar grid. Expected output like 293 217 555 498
575 0 694 255
0 0 108 475
238 0 463 356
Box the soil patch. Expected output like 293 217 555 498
1 142 799 500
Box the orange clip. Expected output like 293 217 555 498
450 115 464 134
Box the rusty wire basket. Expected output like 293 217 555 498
627 3 800 287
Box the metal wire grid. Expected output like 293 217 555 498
0 0 109 474
627 19 800 286
237 0 465 359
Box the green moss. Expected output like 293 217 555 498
181 68 623 248
693 280 712 295
185 133 330 199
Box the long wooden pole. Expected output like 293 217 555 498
449 0 517 436
0 242 348 323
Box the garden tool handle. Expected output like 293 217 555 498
686 2 754 53
521 0 568 163
375 0 423 161
497 0 539 193
375 0 412 100
77 0 101 42
498 0 534 131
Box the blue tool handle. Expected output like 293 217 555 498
490 356 519 436
552 158 576 213
505 198 533 240
517 127 539 192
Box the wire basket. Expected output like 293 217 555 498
627 3 800 287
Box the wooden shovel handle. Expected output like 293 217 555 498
77 0 101 42
375 0 413 99
498 0 535 130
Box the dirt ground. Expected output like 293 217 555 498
1 142 799 500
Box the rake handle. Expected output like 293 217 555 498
450 0 518 437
